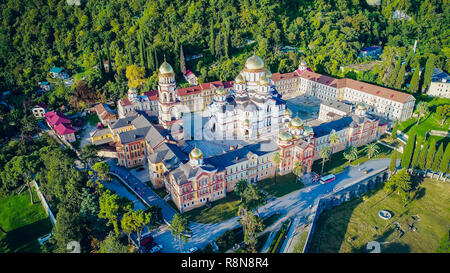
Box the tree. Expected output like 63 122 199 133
0 225 6 234
271 152 281 184
329 132 340 153
418 141 429 171
98 190 121 237
91 161 110 183
431 143 444 178
319 146 331 174
389 151 398 175
209 19 215 56
401 132 416 170
292 161 303 179
234 179 249 201
411 138 423 170
238 206 263 253
435 105 450 126
364 143 380 159
79 143 100 169
121 209 151 247
343 146 358 166
439 144 450 180
241 184 266 216
389 57 401 88
422 54 435 91
98 232 128 253
409 64 420 93
53 207 83 252
168 214 191 253
391 119 399 139
395 63 406 89
384 168 412 206
415 101 429 125
126 64 146 89
425 140 436 173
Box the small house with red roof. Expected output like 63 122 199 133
44 111 77 142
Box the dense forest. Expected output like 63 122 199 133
0 0 449 140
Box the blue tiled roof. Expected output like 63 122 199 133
312 116 353 138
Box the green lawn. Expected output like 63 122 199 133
399 96 450 142
258 173 304 197
309 177 450 253
183 192 242 224
312 141 395 176
293 226 310 253
0 189 53 253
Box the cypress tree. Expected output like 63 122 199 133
209 19 215 56
411 137 422 169
106 45 113 78
389 151 397 174
418 141 429 170
401 132 416 169
98 51 105 77
422 54 435 91
405 50 414 70
139 32 145 68
425 140 436 171
389 57 401 88
410 64 420 93
391 119 399 139
439 144 450 178
147 47 154 71
395 63 406 89
154 48 158 69
431 143 444 175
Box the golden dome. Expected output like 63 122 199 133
189 147 203 160
235 74 246 84
245 55 264 70
159 61 174 74
278 131 293 142
289 116 304 128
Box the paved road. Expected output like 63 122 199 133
148 158 392 253
107 160 177 223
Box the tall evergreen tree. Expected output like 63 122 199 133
411 137 422 169
391 119 399 139
147 47 154 71
431 143 444 176
439 144 450 179
404 50 414 70
401 132 416 169
425 140 436 171
422 54 435 91
418 141 429 171
154 48 159 69
389 57 402 88
395 63 406 89
209 19 215 56
410 64 420 93
389 151 398 175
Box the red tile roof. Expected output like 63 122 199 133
94 103 116 121
342 79 413 103
119 98 132 106
143 90 159 101
44 111 70 127
53 123 76 135
299 70 343 89
272 72 299 81
177 85 203 97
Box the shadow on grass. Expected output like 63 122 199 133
0 218 52 253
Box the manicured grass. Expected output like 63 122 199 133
399 96 450 141
262 213 281 229
267 219 291 253
379 134 403 148
0 189 53 253
312 141 394 176
309 177 450 253
258 173 304 197
183 192 242 224
293 226 309 253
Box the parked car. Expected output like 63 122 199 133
148 244 163 253
140 235 154 247
363 169 372 174
136 167 145 172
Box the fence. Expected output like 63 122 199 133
302 167 388 253
32 180 56 226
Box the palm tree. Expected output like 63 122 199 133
364 143 380 159
271 152 281 184
415 101 429 125
292 161 303 180
319 146 331 175
329 132 340 154
343 146 358 167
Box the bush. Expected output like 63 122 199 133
268 220 291 253
203 243 214 253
